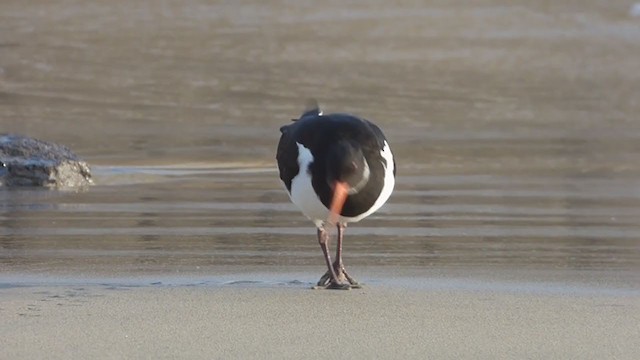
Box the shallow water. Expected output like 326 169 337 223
1 0 639 280
1 164 638 276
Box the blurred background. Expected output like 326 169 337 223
1 0 639 274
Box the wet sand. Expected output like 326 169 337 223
2 0 640 358
2 268 639 359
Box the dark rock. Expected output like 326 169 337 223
0 134 93 188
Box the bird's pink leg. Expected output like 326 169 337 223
334 223 360 288
316 224 360 289
315 228 350 290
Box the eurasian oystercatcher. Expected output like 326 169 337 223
276 101 396 289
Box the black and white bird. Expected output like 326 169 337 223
276 101 396 289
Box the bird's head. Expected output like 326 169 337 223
324 140 370 225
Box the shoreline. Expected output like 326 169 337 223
2 265 638 295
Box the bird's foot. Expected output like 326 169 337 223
313 267 361 290
338 267 362 289
312 281 351 290
313 272 348 290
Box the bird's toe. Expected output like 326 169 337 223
326 282 351 290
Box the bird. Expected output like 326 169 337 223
276 100 396 289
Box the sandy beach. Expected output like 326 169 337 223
1 268 639 359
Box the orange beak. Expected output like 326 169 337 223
327 181 349 226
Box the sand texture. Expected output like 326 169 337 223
1 270 639 359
